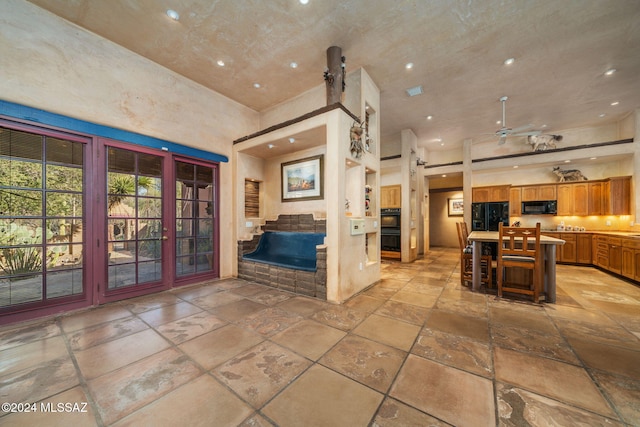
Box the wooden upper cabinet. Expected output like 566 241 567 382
573 183 589 216
521 184 557 201
509 187 522 216
604 176 631 215
473 185 510 203
588 182 603 215
380 185 401 208
557 184 573 216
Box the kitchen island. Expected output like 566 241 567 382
468 231 565 302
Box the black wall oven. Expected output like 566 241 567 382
381 208 401 252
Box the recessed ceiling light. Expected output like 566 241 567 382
496 120 502 125
599 113 606 118
611 101 619 106
426 115 433 120
605 68 616 76
216 60 225 67
299 0 309 4
504 58 515 65
442 174 447 177
440 142 445 146
405 62 414 70
290 62 298 69
289 137 295 143
166 9 180 21
268 144 274 149
405 85 423 97
253 83 261 88
564 160 571 163
541 124 548 128
590 157 598 160
513 165 519 169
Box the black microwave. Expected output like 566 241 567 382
521 200 557 215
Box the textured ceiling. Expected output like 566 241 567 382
27 0 640 152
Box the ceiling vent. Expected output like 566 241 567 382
405 85 423 97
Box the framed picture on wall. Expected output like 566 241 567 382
448 198 463 216
281 155 324 202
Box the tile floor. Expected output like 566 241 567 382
1 247 639 426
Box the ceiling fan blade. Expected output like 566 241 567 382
512 130 542 137
511 123 535 133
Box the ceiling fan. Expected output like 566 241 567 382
495 96 541 145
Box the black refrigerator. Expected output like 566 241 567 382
471 202 509 231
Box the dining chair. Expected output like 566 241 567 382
456 222 492 288
497 222 543 302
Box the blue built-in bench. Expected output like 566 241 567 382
242 231 326 272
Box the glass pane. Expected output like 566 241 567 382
176 161 193 182
138 240 161 260
175 219 193 237
46 219 83 244
108 147 135 173
197 201 213 218
0 246 44 276
176 200 193 218
47 269 83 298
197 219 212 237
46 192 82 217
0 129 42 160
46 165 82 191
196 237 212 255
137 219 162 240
196 254 212 272
196 165 213 184
109 241 136 264
46 243 83 268
46 138 83 166
0 275 43 307
108 264 136 288
137 197 161 219
0 158 42 188
108 196 135 218
139 176 161 197
1 190 42 217
138 260 161 283
176 238 193 256
0 219 44 246
176 256 195 276
139 154 162 177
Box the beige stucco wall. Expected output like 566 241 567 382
2 0 260 278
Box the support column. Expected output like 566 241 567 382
463 138 473 228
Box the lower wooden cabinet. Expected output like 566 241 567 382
576 234 592 264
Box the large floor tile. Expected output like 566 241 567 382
156 311 227 344
425 309 489 342
275 296 328 317
372 397 450 427
59 305 132 333
87 348 202 425
491 323 580 365
591 370 640 425
178 324 264 370
374 299 431 325
66 316 148 351
391 290 439 308
262 364 383 427
210 298 267 322
1 386 98 427
390 354 495 426
0 319 61 352
496 382 623 426
74 328 169 379
270 318 346 360
494 347 616 418
319 335 406 393
567 336 640 379
310 305 368 331
213 341 311 408
137 301 202 327
352 314 420 351
0 336 68 376
412 327 492 377
112 375 253 427
239 307 303 336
